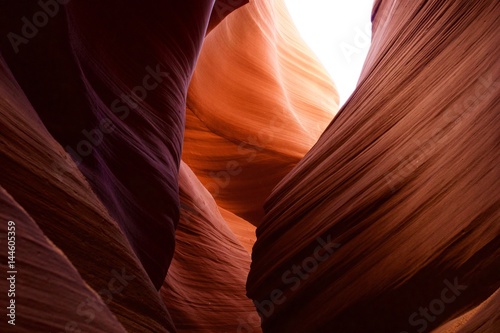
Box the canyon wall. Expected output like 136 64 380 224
247 0 500 332
1 0 498 332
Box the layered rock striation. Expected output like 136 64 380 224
247 1 500 332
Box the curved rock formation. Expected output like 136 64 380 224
0 0 217 290
247 0 499 332
0 187 126 333
1 0 498 332
1 1 259 331
160 161 260 332
0 55 176 331
183 0 339 224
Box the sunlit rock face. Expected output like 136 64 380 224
164 2 337 329
183 0 339 224
247 0 499 332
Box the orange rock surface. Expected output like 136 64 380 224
183 0 339 224
247 0 499 332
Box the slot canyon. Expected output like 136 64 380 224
0 0 498 332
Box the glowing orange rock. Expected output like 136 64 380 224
183 0 339 224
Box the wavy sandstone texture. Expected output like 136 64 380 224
0 55 175 332
0 187 126 333
1 0 220 290
247 0 500 332
183 0 339 224
0 0 252 332
1 0 498 332
160 161 260 332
